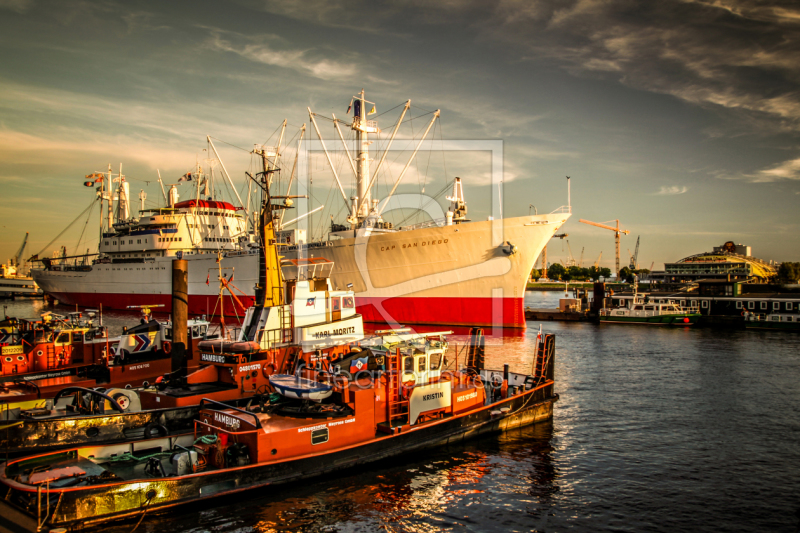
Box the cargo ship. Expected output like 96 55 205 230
32 92 570 328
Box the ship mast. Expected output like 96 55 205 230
253 147 285 308
310 91 439 229
353 89 376 220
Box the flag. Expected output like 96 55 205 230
368 105 376 115
178 172 192 182
306 297 316 307
346 99 353 114
229 271 234 283
85 172 104 182
349 357 368 374
206 274 210 285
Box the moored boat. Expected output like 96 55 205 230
743 311 800 331
0 328 557 530
0 310 213 414
598 282 700 326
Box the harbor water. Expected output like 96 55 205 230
2 292 799 532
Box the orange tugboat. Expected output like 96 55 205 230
0 309 213 414
0 327 556 530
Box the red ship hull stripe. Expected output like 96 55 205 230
46 292 526 328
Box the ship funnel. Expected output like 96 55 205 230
168 185 179 208
116 180 131 221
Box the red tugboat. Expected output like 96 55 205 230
0 309 213 414
0 328 556 530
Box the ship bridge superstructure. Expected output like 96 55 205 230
98 199 247 261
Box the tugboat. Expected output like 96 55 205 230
0 309 213 414
598 279 701 326
0 153 363 455
0 328 557 530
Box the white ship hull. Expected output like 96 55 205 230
32 213 568 328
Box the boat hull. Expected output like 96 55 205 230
0 383 555 529
32 214 569 328
599 314 701 326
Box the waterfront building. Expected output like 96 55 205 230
650 241 777 283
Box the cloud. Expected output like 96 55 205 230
655 185 689 195
206 31 357 81
749 157 800 182
0 0 33 13
483 1 800 132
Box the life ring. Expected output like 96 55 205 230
162 341 172 354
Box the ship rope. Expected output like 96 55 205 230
129 490 156 533
33 195 99 259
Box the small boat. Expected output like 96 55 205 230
0 328 557 530
744 311 800 331
599 281 700 325
268 374 334 401
0 309 214 414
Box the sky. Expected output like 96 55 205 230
0 0 799 271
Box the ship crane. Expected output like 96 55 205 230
578 219 630 279
540 233 568 278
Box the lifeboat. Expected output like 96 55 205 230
268 374 333 401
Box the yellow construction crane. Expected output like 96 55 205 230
578 219 630 278
593 251 603 268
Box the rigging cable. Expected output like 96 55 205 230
34 196 99 258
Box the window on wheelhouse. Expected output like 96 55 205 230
429 352 442 370
165 328 172 340
55 332 70 344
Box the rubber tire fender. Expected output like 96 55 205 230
144 423 168 439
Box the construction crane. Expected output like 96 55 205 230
565 240 577 267
579 247 584 268
540 233 568 277
629 235 640 270
593 251 603 268
11 232 29 268
578 219 630 279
